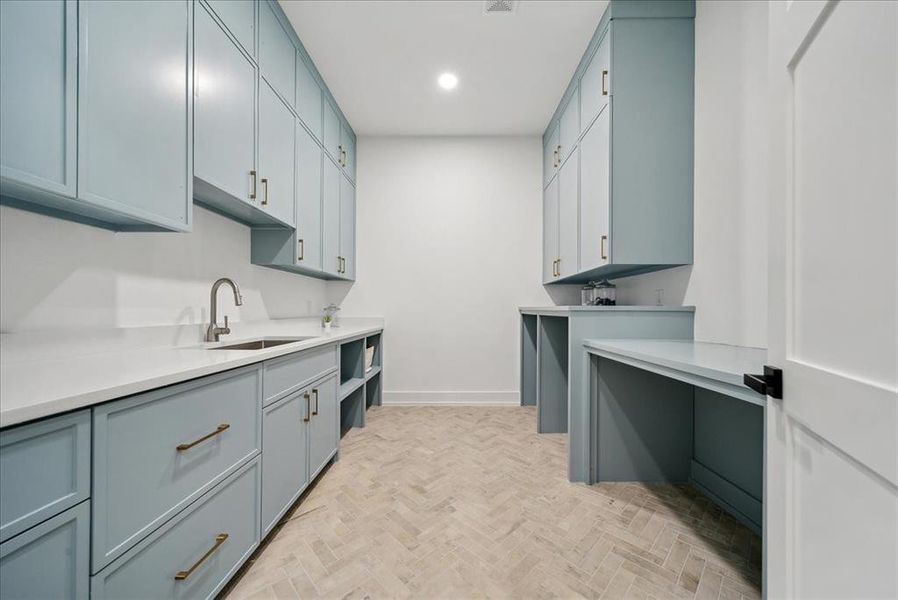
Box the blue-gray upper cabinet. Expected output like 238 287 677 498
258 80 296 227
0 0 76 202
322 100 342 165
542 0 694 283
308 374 338 481
194 2 258 219
0 501 90 600
543 175 559 283
261 389 309 536
205 0 256 59
259 0 295 107
296 55 322 142
78 0 193 231
558 90 580 163
322 156 342 277
557 150 579 279
339 174 356 280
296 124 323 271
579 106 611 273
542 125 559 189
580 31 610 134
340 126 356 182
0 410 90 544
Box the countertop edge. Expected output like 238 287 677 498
519 306 697 314
0 325 384 429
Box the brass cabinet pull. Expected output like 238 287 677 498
261 178 269 206
303 392 311 422
174 533 228 581
250 170 257 200
297 238 304 261
312 388 319 416
342 149 347 166
341 257 346 273
601 234 608 260
336 256 341 273
176 424 230 451
602 70 609 96
338 145 344 166
556 144 561 167
556 258 561 277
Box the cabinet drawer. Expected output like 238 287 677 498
263 344 337 406
0 410 90 543
0 500 90 600
92 365 261 571
92 458 260 600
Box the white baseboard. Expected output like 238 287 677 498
382 391 520 406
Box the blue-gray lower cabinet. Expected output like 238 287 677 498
0 0 77 202
0 501 90 600
0 410 90 543
91 365 262 572
309 373 339 480
77 0 194 232
261 389 310 536
91 458 261 600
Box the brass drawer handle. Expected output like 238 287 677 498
174 533 228 581
297 238 304 261
336 256 342 273
261 178 269 206
176 424 230 451
249 170 257 200
303 392 311 422
602 70 609 96
312 388 319 416
601 234 608 260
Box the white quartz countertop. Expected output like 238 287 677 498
519 305 696 315
0 318 383 428
583 339 767 404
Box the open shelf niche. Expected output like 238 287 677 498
338 332 383 437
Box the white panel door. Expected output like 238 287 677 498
766 1 897 598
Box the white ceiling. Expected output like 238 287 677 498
280 1 609 136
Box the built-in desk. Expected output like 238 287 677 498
585 339 766 533
518 306 695 482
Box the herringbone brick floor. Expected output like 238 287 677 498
224 406 762 600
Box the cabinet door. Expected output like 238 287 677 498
206 0 255 58
308 375 338 480
78 0 192 230
558 89 580 162
580 31 610 134
543 126 559 189
322 156 341 276
339 174 356 280
557 149 579 278
340 126 356 180
579 107 611 272
296 124 322 270
0 0 76 198
259 80 296 227
195 4 256 205
0 502 89 600
322 100 341 163
296 55 322 142
261 391 309 536
258 0 295 106
543 176 559 283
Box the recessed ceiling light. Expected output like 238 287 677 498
437 72 459 91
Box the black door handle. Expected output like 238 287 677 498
743 366 783 399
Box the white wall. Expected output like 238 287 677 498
615 0 769 348
0 204 327 332
330 136 571 404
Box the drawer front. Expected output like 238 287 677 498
92 365 261 571
0 410 90 543
263 344 337 406
0 500 90 600
92 458 260 600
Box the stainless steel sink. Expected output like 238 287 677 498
209 337 315 350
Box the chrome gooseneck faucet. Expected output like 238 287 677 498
206 278 243 342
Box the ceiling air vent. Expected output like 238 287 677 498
483 0 516 15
